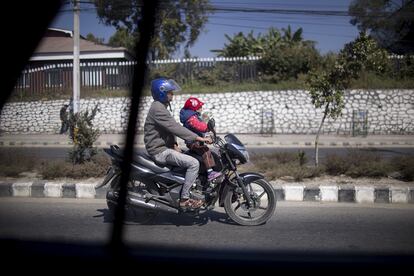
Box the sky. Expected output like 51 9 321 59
50 0 361 58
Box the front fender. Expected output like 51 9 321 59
238 172 265 183
219 172 265 207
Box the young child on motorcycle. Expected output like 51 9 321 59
179 97 222 182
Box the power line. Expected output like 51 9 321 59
208 6 396 17
209 1 350 8
209 15 356 28
58 3 414 18
207 22 357 38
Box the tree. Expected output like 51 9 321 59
281 25 304 45
306 32 389 166
306 67 347 167
260 27 319 81
108 27 136 53
349 0 414 54
85 33 105 44
259 36 320 81
213 26 319 81
211 31 265 57
94 0 211 59
340 31 390 78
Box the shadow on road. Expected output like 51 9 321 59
94 207 239 226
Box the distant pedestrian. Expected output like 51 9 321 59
68 97 74 114
59 104 69 134
67 97 74 137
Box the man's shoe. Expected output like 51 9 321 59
179 198 193 209
179 198 204 210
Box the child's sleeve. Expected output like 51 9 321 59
187 115 209 133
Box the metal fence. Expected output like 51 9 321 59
151 56 260 85
13 55 410 95
14 61 135 95
14 56 261 95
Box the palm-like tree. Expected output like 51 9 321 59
282 26 304 45
212 31 265 57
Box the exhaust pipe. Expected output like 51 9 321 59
127 195 179 214
107 190 179 214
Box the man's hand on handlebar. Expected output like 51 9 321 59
196 136 213 144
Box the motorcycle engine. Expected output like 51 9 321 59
190 179 205 200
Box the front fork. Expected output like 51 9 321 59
223 151 254 206
233 172 254 207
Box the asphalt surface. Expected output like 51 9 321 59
1 198 414 254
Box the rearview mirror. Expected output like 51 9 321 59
207 118 215 131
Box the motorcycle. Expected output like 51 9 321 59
97 119 276 226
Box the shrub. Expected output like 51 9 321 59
324 150 392 178
259 43 321 82
39 154 110 179
68 104 100 164
251 151 315 181
324 154 350 175
39 160 70 179
390 156 414 181
346 160 391 178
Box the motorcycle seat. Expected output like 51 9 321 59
138 151 192 176
134 151 170 173
108 145 190 175
108 145 170 173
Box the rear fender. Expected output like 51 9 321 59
96 167 120 189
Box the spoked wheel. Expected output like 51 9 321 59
224 179 276 226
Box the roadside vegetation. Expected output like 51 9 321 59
241 150 414 182
0 148 412 182
0 148 110 179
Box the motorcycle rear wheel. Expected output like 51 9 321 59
106 176 159 224
107 198 159 224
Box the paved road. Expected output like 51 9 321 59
1 146 413 162
1 198 414 254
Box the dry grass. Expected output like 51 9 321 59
247 149 412 182
324 149 392 178
39 154 111 179
248 151 318 181
390 155 414 181
0 149 37 177
1 147 412 182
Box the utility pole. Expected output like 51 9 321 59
73 0 80 113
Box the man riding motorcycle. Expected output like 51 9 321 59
143 78 212 210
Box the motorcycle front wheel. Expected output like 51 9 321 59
224 179 276 226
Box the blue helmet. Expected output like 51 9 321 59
150 78 181 103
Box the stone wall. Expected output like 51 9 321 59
1 90 413 134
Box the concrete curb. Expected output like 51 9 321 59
0 181 413 204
